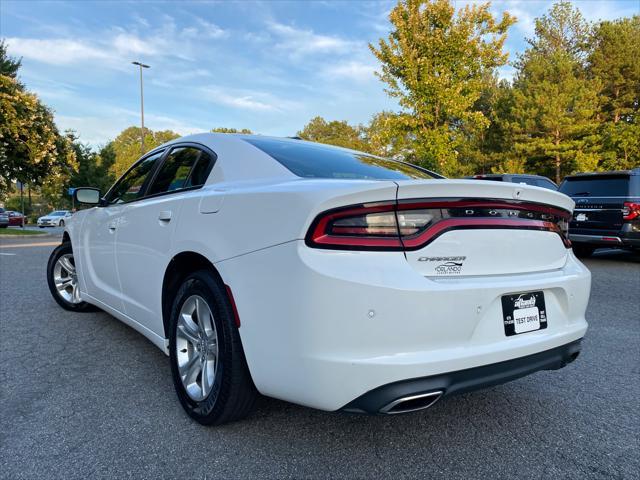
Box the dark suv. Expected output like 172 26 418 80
559 169 640 257
466 174 557 190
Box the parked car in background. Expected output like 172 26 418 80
38 210 72 228
0 208 8 228
465 174 558 190
559 169 640 257
46 134 589 426
7 211 27 226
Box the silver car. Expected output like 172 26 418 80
37 210 72 227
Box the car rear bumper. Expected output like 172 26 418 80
342 339 582 414
570 232 640 248
216 241 591 411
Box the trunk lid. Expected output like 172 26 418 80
394 179 573 277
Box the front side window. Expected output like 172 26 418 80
147 147 213 196
244 137 438 180
106 151 164 204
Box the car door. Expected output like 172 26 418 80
79 150 165 313
115 144 216 336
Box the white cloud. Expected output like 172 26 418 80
201 87 277 112
323 61 377 83
267 21 358 58
5 14 228 70
201 86 301 113
6 38 112 65
193 18 228 39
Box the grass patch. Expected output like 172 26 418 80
0 228 47 236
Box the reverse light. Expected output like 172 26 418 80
622 202 640 221
306 199 573 251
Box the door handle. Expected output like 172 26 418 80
108 222 116 231
158 211 172 222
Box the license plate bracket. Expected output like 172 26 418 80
502 291 547 336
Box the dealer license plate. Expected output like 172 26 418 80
501 291 547 336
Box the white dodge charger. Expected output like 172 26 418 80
47 134 590 425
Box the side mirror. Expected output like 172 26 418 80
74 188 101 205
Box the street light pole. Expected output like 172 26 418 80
132 61 150 156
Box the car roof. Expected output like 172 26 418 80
563 168 639 179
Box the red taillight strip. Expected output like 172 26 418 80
400 218 567 250
307 201 405 250
306 198 571 250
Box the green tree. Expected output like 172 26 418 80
589 16 639 169
364 111 414 159
211 127 253 134
526 1 591 61
0 46 77 198
111 126 179 177
589 16 639 123
297 116 368 151
0 40 21 79
511 2 600 182
369 0 515 176
65 135 116 198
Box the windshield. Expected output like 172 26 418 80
50 211 66 216
560 176 630 197
244 137 439 180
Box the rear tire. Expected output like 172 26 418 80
47 242 96 311
169 269 257 425
573 245 595 258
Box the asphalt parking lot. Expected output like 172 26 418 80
1 236 639 479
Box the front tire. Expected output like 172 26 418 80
169 269 257 425
47 242 95 311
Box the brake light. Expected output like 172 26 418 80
306 199 572 250
622 202 640 221
307 202 404 250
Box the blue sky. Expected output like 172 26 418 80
2 0 638 146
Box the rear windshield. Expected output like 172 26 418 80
559 176 630 197
244 137 437 180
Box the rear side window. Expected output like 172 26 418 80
560 176 630 197
244 137 437 180
512 176 538 187
147 147 213 196
512 176 557 190
536 178 558 190
106 151 163 204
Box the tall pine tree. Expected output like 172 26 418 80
511 2 600 182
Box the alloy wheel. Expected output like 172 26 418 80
175 295 219 401
53 254 81 304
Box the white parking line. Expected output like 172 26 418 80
0 252 17 256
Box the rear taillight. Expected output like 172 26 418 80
306 202 404 250
622 202 640 221
306 199 572 250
